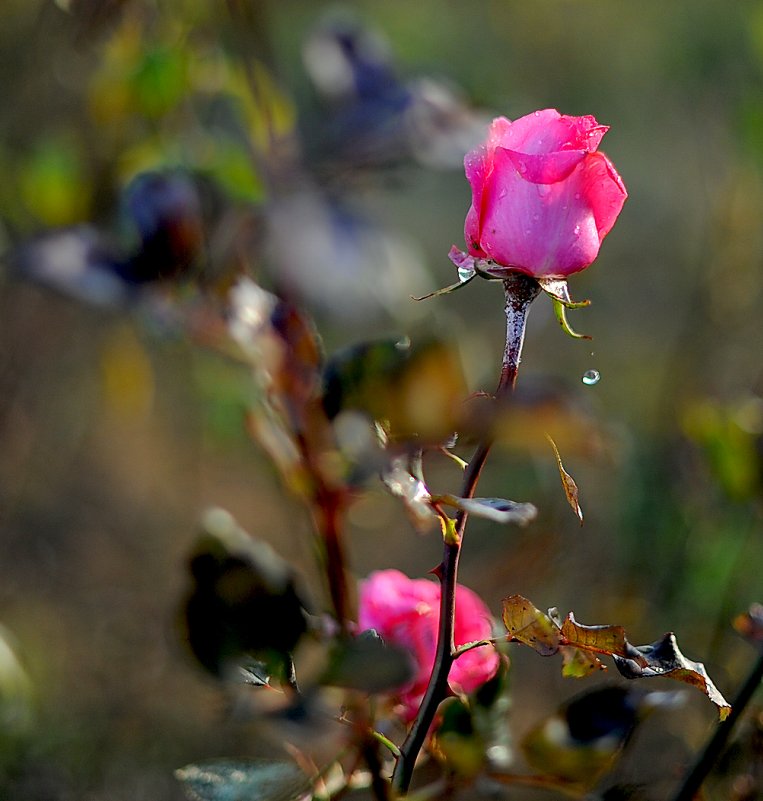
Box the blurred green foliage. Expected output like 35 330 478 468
1 1 762 799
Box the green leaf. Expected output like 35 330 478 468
321 630 415 693
440 495 537 526
501 595 560 656
175 759 310 801
546 434 583 524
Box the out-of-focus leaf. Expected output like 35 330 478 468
546 434 583 524
182 508 308 679
501 595 560 656
612 633 731 720
238 662 272 688
120 170 205 283
462 378 612 461
0 624 34 735
431 698 485 778
441 495 537 527
228 278 323 419
322 336 467 442
733 602 763 644
321 629 414 693
11 227 130 307
18 137 91 225
175 759 310 801
522 685 677 788
132 46 188 118
682 398 761 502
380 455 437 532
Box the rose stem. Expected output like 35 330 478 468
669 647 763 801
391 274 540 793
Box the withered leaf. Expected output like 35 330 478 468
546 434 583 524
560 647 606 678
561 613 629 657
612 632 731 720
501 596 731 718
501 595 560 656
441 495 537 526
381 455 437 532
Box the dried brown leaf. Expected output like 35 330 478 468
612 632 731 720
546 434 583 524
560 613 629 658
501 595 560 656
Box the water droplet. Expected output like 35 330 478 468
582 369 600 386
573 224 581 236
574 193 581 200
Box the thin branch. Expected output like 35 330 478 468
391 275 540 794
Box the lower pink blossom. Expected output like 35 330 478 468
358 569 499 720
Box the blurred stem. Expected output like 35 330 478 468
670 646 763 801
315 487 352 636
391 274 539 794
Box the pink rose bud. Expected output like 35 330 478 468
463 109 627 278
358 569 499 721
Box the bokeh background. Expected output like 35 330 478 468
1 1 762 799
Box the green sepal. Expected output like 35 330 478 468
412 271 476 301
538 277 591 309
552 298 592 340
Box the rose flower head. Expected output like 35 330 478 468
358 569 499 721
462 109 627 279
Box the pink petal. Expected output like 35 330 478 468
500 147 586 184
495 109 608 155
581 151 628 239
479 148 602 277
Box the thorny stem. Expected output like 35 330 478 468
392 274 540 794
669 647 763 801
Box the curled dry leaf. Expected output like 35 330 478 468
500 595 731 718
546 434 583 524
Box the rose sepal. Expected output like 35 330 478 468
538 277 592 340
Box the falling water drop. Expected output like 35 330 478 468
582 369 600 386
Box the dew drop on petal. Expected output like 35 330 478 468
582 369 600 386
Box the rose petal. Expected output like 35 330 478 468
495 109 608 155
480 148 602 277
581 151 628 239
358 570 498 720
501 147 586 184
